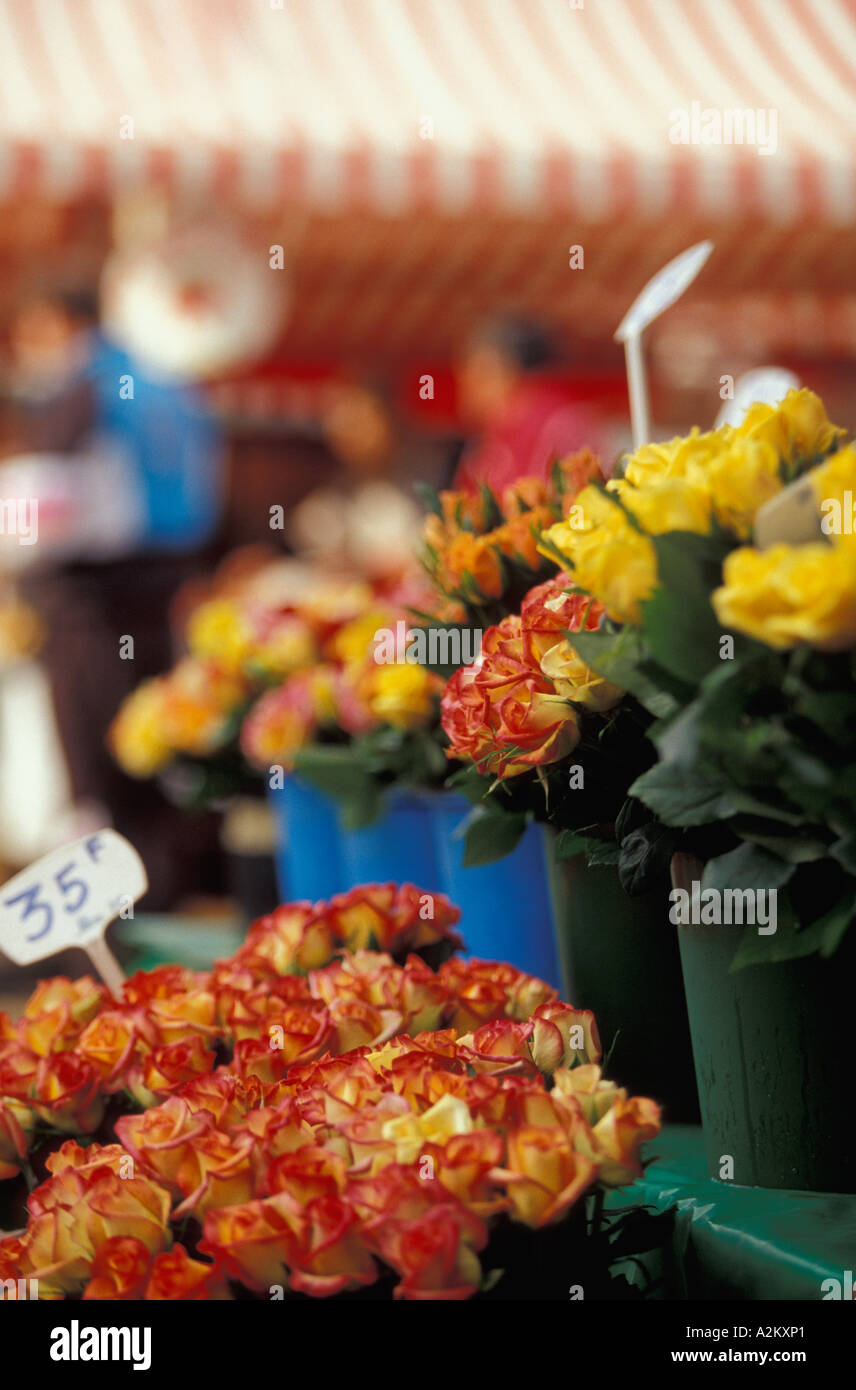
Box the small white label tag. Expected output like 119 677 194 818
0 830 147 968
716 367 800 429
615 240 713 342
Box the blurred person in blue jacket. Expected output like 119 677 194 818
9 283 224 905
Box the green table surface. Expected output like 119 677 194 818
113 914 246 974
608 1125 856 1300
116 918 854 1301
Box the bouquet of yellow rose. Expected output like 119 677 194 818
0 883 663 1301
535 388 856 967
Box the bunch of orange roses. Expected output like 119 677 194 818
420 450 603 622
0 883 661 1301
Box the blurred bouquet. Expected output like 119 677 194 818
0 883 662 1302
110 572 448 824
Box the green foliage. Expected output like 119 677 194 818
294 723 451 830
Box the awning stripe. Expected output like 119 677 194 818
2 0 855 221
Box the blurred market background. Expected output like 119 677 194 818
2 0 856 983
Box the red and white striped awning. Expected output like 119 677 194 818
3 1 856 362
2 0 856 222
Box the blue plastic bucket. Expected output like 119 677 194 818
267 779 561 986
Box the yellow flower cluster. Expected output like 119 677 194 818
540 390 848 635
186 598 317 680
110 659 248 778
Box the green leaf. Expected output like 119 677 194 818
413 480 442 516
700 842 796 896
293 746 383 828
829 834 856 875
445 764 495 805
478 481 504 530
733 826 829 864
461 808 527 867
730 889 856 969
585 839 621 867
618 824 679 895
629 763 741 827
570 626 679 718
554 829 589 861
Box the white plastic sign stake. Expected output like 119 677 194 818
615 240 714 449
0 830 147 993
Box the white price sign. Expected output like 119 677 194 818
615 240 714 343
614 241 714 450
0 830 147 990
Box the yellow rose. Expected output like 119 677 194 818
364 663 439 729
812 444 856 553
540 487 658 625
186 599 253 675
611 476 712 536
713 542 856 651
253 619 317 678
539 640 623 711
381 1094 473 1166
108 679 173 778
736 388 844 468
687 437 783 538
329 610 398 667
621 426 731 488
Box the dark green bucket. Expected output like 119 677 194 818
676 917 856 1191
547 851 700 1124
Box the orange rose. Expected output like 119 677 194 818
77 1008 159 1092
420 1130 506 1218
456 1020 537 1076
146 989 218 1048
177 1070 267 1129
121 964 207 1005
441 615 580 778
588 1095 661 1187
30 1053 104 1134
529 1001 601 1073
327 997 403 1054
495 1125 597 1227
13 1206 93 1299
19 976 107 1057
551 448 605 504
492 506 555 570
82 1171 172 1255
198 1196 294 1292
82 1235 153 1300
264 1145 347 1203
398 960 451 1034
0 1095 35 1179
272 1192 378 1298
364 1200 487 1301
501 477 549 517
171 1126 255 1220
520 573 604 662
115 1096 212 1192
552 1064 625 1126
145 1246 232 1300
441 532 504 599
236 904 336 976
131 1035 218 1106
44 1139 127 1182
0 1045 39 1099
